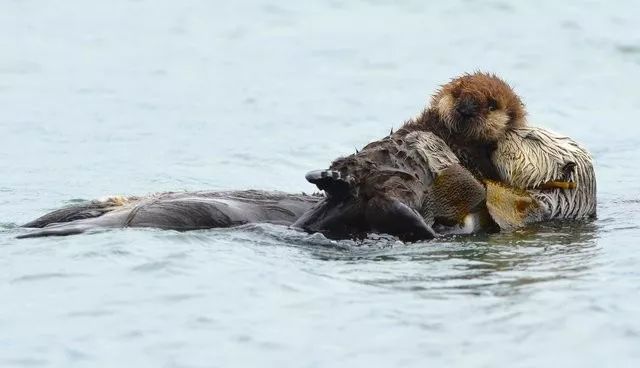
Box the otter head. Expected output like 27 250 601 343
430 72 526 143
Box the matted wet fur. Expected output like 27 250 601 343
492 127 597 220
293 131 491 241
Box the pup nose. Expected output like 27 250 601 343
456 98 476 117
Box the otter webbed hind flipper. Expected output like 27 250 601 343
291 197 365 239
17 223 95 238
365 196 436 241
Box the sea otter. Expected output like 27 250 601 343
295 73 595 238
401 71 527 180
18 190 321 238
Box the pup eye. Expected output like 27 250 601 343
488 99 499 111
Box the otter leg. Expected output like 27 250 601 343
17 223 93 238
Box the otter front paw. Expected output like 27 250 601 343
305 169 353 199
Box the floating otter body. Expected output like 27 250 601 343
19 190 321 238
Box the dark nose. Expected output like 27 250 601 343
456 97 476 117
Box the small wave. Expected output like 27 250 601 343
66 309 115 318
0 222 18 230
11 272 85 283
157 293 203 303
130 260 173 273
617 44 640 55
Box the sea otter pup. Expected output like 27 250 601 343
401 72 527 180
18 190 321 238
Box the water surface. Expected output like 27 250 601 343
2 1 640 367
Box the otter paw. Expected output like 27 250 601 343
305 169 352 198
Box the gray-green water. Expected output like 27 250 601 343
2 1 640 367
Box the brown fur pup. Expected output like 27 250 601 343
402 72 527 180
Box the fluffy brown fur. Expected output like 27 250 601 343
401 72 527 180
